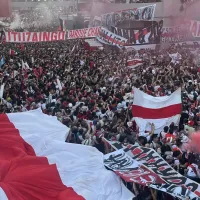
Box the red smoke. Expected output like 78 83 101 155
0 0 11 17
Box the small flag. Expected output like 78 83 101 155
0 56 5 68
11 70 18 79
25 62 30 69
169 52 182 64
71 45 76 54
127 59 143 69
22 60 25 69
0 83 5 99
31 57 34 63
57 78 62 91
9 47 20 56
9 49 15 56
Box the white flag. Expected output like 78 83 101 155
169 52 182 64
25 62 30 69
22 60 26 69
57 78 62 91
31 57 34 63
11 70 19 78
71 45 76 54
0 83 5 99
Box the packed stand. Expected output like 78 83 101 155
1 6 76 32
96 0 161 3
0 39 200 199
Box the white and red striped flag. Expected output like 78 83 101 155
127 59 143 69
132 88 182 135
0 108 134 200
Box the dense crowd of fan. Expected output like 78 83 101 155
97 0 161 3
0 37 200 199
1 6 76 32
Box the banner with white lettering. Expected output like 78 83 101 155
5 31 66 43
97 27 127 48
104 142 200 200
67 27 100 39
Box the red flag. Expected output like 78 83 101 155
9 49 15 56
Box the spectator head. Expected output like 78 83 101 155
164 126 169 133
173 150 182 159
138 136 147 147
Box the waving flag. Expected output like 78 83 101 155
0 84 5 99
169 52 182 64
132 88 181 134
127 59 143 69
0 109 134 200
0 56 5 68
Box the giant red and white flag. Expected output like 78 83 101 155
0 108 134 200
132 88 182 134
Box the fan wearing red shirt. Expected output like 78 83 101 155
165 129 176 143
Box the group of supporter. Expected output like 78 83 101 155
114 0 161 3
2 6 76 32
1 37 200 199
98 0 161 3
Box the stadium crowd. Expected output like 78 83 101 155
1 6 76 32
0 38 200 199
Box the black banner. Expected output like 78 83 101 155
111 20 163 45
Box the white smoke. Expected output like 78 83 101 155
10 12 23 29
8 3 64 30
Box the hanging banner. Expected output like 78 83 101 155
161 25 192 43
105 142 200 200
67 27 100 39
104 149 165 185
5 31 66 43
97 27 128 47
125 44 156 51
111 20 163 45
99 4 156 28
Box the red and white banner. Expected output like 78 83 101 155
5 31 66 43
67 27 100 39
132 88 181 134
127 59 143 69
0 109 134 200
